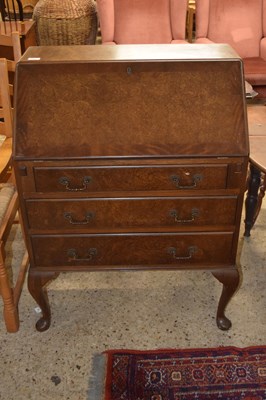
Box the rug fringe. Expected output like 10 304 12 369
87 353 107 400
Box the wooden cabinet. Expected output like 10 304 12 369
13 44 249 331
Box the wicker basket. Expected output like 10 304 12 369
33 0 98 45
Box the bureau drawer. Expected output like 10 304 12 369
31 233 234 269
33 165 228 193
25 197 237 231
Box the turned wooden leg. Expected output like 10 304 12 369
244 164 261 237
28 269 59 332
0 242 19 333
253 172 265 224
212 269 240 331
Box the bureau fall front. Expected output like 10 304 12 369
13 44 249 331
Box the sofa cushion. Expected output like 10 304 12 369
113 0 172 44
206 0 263 58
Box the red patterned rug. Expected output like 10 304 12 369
101 346 266 399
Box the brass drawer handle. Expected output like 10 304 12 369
171 174 202 189
167 246 198 260
67 248 97 262
59 176 91 191
169 208 199 223
64 212 94 225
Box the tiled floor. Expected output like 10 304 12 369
1 204 265 399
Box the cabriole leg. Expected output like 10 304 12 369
212 269 240 331
28 269 59 332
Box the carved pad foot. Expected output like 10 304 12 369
36 316 51 332
217 316 232 331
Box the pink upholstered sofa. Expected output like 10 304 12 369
195 0 266 97
97 0 188 45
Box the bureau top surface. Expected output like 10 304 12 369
14 44 249 160
19 43 242 63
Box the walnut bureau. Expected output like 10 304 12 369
13 44 249 332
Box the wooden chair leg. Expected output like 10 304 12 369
253 172 266 224
0 241 19 332
14 251 29 306
244 164 261 236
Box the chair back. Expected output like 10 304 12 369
0 0 24 22
0 31 21 178
196 0 263 58
0 31 21 136
0 27 28 334
0 57 13 139
0 29 21 65
97 0 188 44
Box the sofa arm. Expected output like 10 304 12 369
260 38 266 60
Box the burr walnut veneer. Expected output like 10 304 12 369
13 44 249 331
